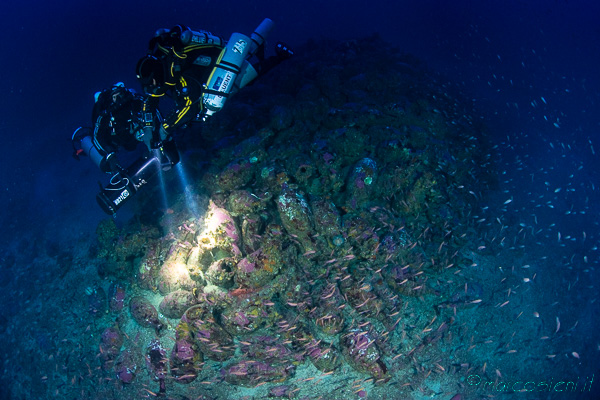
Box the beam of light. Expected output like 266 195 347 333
153 149 169 212
175 162 201 218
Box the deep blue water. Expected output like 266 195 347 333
1 1 599 399
1 0 599 240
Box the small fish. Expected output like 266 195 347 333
142 388 158 397
176 374 197 381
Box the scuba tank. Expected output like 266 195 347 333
202 18 274 118
180 29 225 47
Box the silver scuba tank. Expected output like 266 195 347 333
202 18 274 118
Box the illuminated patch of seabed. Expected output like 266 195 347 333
175 162 201 218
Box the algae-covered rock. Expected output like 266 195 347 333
306 339 341 372
205 257 236 288
115 349 138 384
214 158 256 192
275 185 314 252
170 320 203 384
310 198 343 245
159 290 197 319
183 304 235 361
221 360 295 387
226 190 267 217
345 157 377 211
129 296 164 334
157 243 196 295
340 329 387 380
234 245 282 289
108 282 126 313
96 218 120 252
240 213 265 254
99 325 123 371
146 339 168 389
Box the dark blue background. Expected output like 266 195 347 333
1 0 598 240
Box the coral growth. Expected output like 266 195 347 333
87 36 493 399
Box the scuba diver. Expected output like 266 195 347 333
135 18 293 136
72 19 292 216
71 82 180 215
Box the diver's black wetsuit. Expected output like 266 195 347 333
91 87 144 154
139 26 227 134
138 24 292 136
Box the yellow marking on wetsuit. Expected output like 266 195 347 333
172 77 192 126
157 44 170 55
169 62 175 80
172 47 187 59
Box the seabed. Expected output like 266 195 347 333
0 37 597 400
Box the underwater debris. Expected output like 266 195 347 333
146 339 168 393
86 36 495 399
114 349 138 384
108 282 126 313
182 304 235 361
99 324 123 369
129 296 164 335
159 289 198 319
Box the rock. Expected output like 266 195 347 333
183 305 235 361
306 339 341 372
159 290 197 319
157 243 195 295
221 360 295 387
145 339 168 389
214 158 256 192
108 282 126 313
275 185 314 252
170 321 203 384
269 105 293 131
86 286 107 317
226 190 267 217
340 329 387 380
115 349 138 384
205 258 236 288
345 157 377 211
99 325 123 371
129 296 164 334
